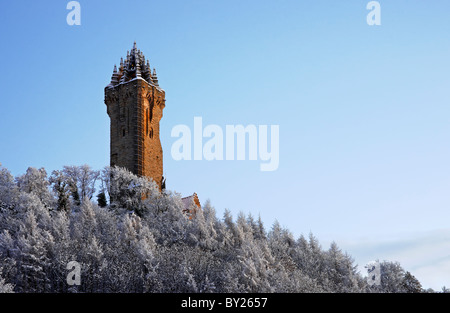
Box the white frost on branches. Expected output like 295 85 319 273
0 163 431 293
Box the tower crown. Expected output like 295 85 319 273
107 42 161 89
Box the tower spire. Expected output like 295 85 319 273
135 53 142 78
152 68 159 86
108 64 119 86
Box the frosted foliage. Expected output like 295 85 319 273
0 164 435 293
0 267 14 293
16 167 54 208
62 165 100 202
0 164 17 208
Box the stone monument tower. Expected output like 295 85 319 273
104 42 166 190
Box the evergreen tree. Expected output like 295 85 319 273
97 192 107 208
402 271 422 293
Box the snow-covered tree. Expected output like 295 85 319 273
108 166 159 216
49 170 72 211
374 261 408 293
62 165 100 203
0 267 14 293
15 209 54 292
324 242 360 292
401 271 422 293
16 167 54 208
0 163 18 208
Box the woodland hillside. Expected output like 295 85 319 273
0 163 438 293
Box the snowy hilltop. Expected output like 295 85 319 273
0 163 441 293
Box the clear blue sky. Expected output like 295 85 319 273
1 1 449 289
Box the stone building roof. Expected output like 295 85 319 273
181 193 201 218
107 41 161 89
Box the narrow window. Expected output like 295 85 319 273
146 108 149 135
149 102 153 122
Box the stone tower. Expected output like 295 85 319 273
104 42 166 190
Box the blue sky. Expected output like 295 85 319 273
1 1 449 289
